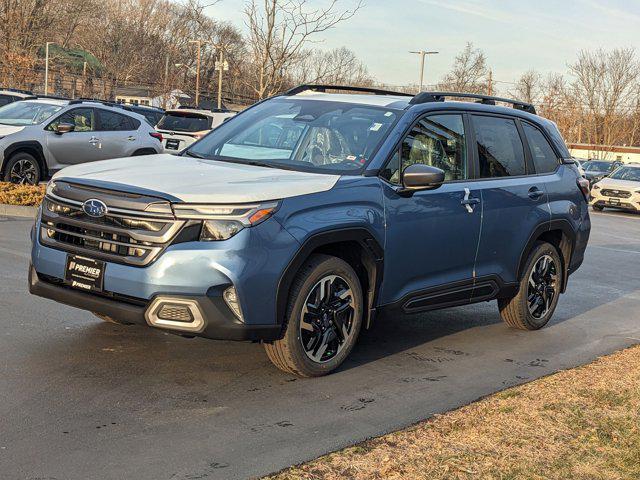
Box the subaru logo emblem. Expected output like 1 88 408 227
82 199 108 218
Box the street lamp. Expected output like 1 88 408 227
214 45 229 110
189 40 205 107
409 50 439 93
44 42 54 96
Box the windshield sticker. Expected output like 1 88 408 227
370 123 383 131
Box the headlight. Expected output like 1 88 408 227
45 180 57 196
172 201 280 241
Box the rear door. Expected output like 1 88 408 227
95 108 141 160
470 114 551 287
380 112 483 310
45 107 102 165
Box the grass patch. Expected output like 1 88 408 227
0 182 45 206
266 345 640 480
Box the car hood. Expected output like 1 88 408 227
0 124 26 137
52 154 341 203
595 177 640 191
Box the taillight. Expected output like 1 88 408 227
149 132 163 142
577 177 590 201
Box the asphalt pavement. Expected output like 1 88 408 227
1 210 640 480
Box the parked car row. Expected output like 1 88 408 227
0 92 236 184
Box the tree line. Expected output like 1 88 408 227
0 0 638 147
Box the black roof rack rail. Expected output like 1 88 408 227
284 84 414 97
0 87 34 95
410 91 536 115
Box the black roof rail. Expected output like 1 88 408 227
284 84 414 97
0 87 34 95
410 91 536 115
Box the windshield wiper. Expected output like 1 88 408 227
183 150 207 159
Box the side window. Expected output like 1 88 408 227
49 108 95 132
383 114 467 184
98 109 136 131
523 123 558 174
473 115 525 178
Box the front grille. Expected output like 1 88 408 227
601 189 632 199
40 196 185 266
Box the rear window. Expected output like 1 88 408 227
157 113 211 132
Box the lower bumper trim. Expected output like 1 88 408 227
29 266 282 342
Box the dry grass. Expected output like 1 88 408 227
267 346 640 480
0 182 45 206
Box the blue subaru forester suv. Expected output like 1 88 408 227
29 85 591 377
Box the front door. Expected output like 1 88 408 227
46 107 102 166
380 113 482 311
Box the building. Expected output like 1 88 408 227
114 86 154 106
568 143 640 163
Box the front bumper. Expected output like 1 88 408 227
590 191 640 211
29 265 281 341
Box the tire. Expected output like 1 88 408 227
592 205 604 211
3 152 42 184
498 242 563 331
264 254 363 377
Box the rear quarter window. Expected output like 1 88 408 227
523 123 559 174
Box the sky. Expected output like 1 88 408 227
207 0 640 89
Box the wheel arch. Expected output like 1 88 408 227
276 228 384 334
517 220 576 293
2 141 47 177
132 148 159 156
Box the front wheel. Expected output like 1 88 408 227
3 152 42 184
264 254 363 377
498 242 563 330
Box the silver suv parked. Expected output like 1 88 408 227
0 98 163 184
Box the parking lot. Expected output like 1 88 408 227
1 210 639 480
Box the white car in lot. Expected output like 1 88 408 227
156 108 236 153
590 163 640 212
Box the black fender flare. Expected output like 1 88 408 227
2 141 47 175
517 219 576 292
275 227 384 333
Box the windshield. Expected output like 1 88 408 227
0 101 63 126
609 166 640 182
157 112 211 132
583 161 615 172
187 98 401 174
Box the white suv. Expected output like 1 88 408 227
0 99 163 184
156 108 235 153
591 163 640 212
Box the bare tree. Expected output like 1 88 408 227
293 46 373 86
511 69 541 104
243 0 362 99
439 42 491 94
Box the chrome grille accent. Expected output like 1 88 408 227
601 189 632 199
40 196 185 266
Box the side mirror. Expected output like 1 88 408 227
401 164 445 192
55 122 75 134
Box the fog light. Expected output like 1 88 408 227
157 303 194 323
223 286 243 321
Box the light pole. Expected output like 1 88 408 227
44 42 54 95
214 46 229 110
409 50 438 92
189 40 204 107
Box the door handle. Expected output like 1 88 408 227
461 187 480 213
127 136 136 141
89 136 99 145
528 187 544 200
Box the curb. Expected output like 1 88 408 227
0 204 38 218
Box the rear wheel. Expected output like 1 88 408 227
3 152 42 184
499 242 563 330
264 254 363 377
